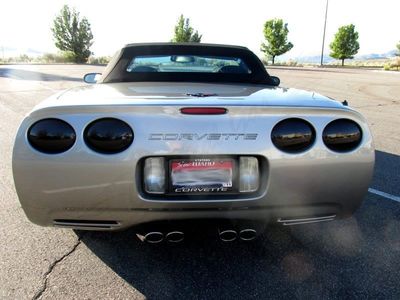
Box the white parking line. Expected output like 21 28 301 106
368 188 400 203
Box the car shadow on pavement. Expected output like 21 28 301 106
78 205 400 299
0 68 82 82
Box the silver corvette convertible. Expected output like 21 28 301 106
13 43 374 241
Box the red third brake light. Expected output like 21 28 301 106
180 107 227 115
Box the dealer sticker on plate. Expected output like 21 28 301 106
171 158 234 193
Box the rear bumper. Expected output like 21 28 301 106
13 106 375 230
22 202 349 231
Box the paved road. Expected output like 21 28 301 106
0 65 399 299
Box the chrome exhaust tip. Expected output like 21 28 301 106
142 231 164 243
239 228 257 241
219 229 237 242
166 231 185 243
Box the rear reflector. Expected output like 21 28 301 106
180 107 227 115
239 157 259 193
53 219 120 229
277 215 336 225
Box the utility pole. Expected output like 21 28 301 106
320 0 329 66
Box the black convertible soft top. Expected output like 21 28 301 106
101 43 277 85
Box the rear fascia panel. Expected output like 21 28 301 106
12 105 374 227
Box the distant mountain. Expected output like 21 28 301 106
276 49 397 64
355 50 397 60
1 46 45 57
292 55 334 64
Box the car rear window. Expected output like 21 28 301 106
126 55 252 74
101 44 275 85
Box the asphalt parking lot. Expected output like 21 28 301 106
0 64 399 299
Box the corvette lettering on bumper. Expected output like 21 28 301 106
149 133 258 141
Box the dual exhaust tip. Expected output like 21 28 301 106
219 228 257 242
138 228 258 243
138 231 185 244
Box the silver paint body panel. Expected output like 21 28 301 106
12 82 375 230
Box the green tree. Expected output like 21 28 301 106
330 24 359 66
261 19 293 65
396 42 400 56
171 15 202 43
51 5 94 63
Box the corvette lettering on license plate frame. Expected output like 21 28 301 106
169 158 237 194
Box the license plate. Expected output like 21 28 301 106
170 158 234 193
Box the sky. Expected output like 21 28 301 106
1 0 399 59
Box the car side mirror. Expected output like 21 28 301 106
84 73 102 84
270 76 280 86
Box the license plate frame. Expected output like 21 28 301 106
169 157 238 194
